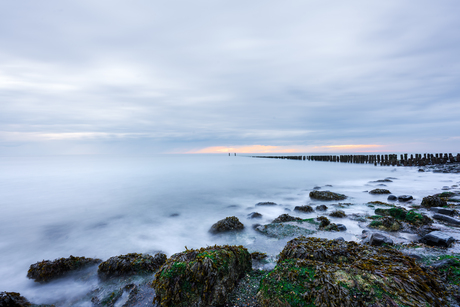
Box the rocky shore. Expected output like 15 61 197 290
3 167 460 306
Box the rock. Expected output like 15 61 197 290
251 252 268 260
97 252 166 281
419 231 455 247
430 258 460 269
368 233 394 246
255 223 315 239
317 216 330 229
309 190 347 201
432 213 460 226
271 214 302 223
27 255 102 283
369 216 402 231
247 212 262 219
169 213 180 217
255 202 277 206
334 237 345 241
252 223 261 229
421 195 447 208
369 189 391 194
0 292 31 307
429 207 456 216
442 186 451 190
329 210 346 218
257 237 446 306
315 204 328 211
313 186 321 190
152 245 251 307
405 254 423 260
398 195 414 202
336 224 347 231
209 216 244 233
418 169 425 172
370 179 393 183
293 205 314 213
374 207 432 226
387 194 397 201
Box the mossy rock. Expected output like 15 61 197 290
369 189 391 194
257 237 446 306
209 216 244 234
152 245 251 307
329 210 346 218
317 216 330 229
294 205 314 213
421 196 448 208
272 214 302 223
255 223 316 239
369 216 402 231
374 207 432 227
98 252 166 281
309 191 347 201
27 255 102 283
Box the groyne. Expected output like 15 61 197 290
252 153 460 166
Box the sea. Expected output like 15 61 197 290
0 154 458 305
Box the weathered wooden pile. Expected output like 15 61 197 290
252 153 460 166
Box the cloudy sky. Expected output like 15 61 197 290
1 0 459 155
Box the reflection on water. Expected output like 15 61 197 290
0 154 458 305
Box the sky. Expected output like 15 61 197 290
1 0 460 155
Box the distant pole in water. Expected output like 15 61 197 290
228 153 230 156
234 153 236 156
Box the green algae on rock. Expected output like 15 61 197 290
97 253 166 281
27 255 102 283
209 216 244 234
257 237 447 306
309 191 347 201
255 223 316 239
369 188 391 194
374 206 432 227
152 245 251 307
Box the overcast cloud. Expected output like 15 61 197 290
1 0 459 155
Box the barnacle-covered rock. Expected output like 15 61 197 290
27 255 102 283
293 205 314 213
329 210 346 218
209 216 244 234
251 252 268 260
257 237 446 306
0 292 31 307
97 252 166 281
152 245 251 307
421 195 447 208
317 216 330 228
309 191 347 201
369 188 391 194
317 216 341 232
271 214 302 223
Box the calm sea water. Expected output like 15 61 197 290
0 154 458 305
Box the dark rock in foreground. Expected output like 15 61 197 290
369 188 391 194
432 213 460 226
27 255 102 283
293 205 313 213
209 216 244 233
419 231 455 247
97 252 166 281
309 190 347 201
247 212 262 219
0 292 31 307
152 245 251 307
271 214 302 223
429 207 456 216
421 195 447 208
257 237 446 306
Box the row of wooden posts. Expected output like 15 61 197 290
252 153 460 166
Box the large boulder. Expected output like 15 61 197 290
27 255 102 283
257 237 446 306
309 191 347 201
97 253 166 281
421 195 447 208
152 245 251 307
419 231 455 247
209 216 244 233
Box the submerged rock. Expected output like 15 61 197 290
432 213 460 226
309 190 347 201
209 216 244 233
421 195 447 208
27 255 102 283
419 231 455 247
398 195 414 202
255 202 277 206
429 207 457 216
247 212 262 219
329 210 346 218
257 237 446 306
97 253 166 281
152 245 251 307
369 188 391 194
315 204 328 211
271 214 302 223
255 223 316 239
293 205 314 213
